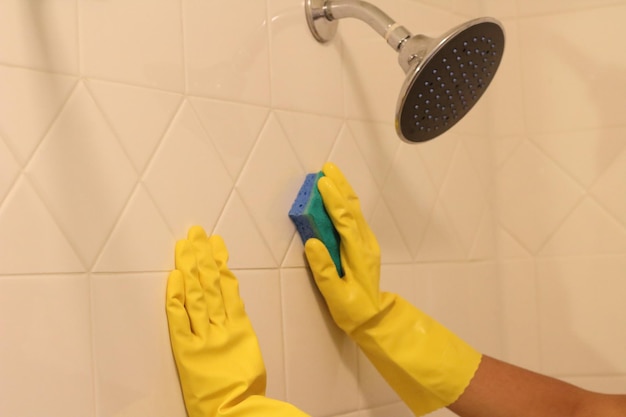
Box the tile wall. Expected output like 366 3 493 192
489 0 626 393
0 1 624 417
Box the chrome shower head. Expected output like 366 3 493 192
305 0 505 143
396 19 504 142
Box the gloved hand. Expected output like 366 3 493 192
304 163 482 416
166 226 310 417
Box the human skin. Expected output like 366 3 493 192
449 355 626 417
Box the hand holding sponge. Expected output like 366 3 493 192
301 162 482 416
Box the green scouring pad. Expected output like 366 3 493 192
289 172 344 277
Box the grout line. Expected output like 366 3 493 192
413 136 463 260
86 270 100 417
179 0 189 96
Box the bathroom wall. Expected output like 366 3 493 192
4 1 623 417
0 1 502 416
486 0 626 393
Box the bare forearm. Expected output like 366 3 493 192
448 355 626 417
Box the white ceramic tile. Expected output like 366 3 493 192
518 0 625 16
270 0 344 116
93 185 175 273
236 113 305 265
358 401 413 417
0 177 83 274
463 134 496 193
345 120 400 189
25 83 137 267
0 275 94 417
481 0 519 18
466 262 503 357
369 199 412 265
281 268 359 416
281 234 309 269
91 273 186 417
143 100 233 236
417 0 481 16
561 375 626 395
423 263 500 349
415 133 460 190
383 143 438 257
590 147 626 227
327 125 382 220
275 110 342 173
189 98 269 179
0 66 76 163
518 6 626 133
498 260 541 371
531 127 626 189
541 198 626 256
536 257 626 375
80 0 184 91
417 201 466 261
469 207 497 261
495 141 584 253
86 80 183 173
439 140 488 254
214 190 277 269
0 0 78 72
0 137 19 203
184 0 270 104
343 35 404 124
484 19 526 137
494 135 525 169
496 226 533 259
236 269 286 401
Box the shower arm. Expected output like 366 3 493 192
306 0 412 50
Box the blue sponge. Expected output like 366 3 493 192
289 172 344 277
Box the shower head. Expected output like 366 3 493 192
305 0 505 143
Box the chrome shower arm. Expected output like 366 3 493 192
324 0 411 49
306 0 411 50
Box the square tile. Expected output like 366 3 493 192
281 268 359 416
183 0 270 104
495 141 584 252
518 6 626 132
536 257 626 375
0 275 94 417
91 273 186 417
25 83 137 267
80 0 184 91
498 259 541 370
143 101 233 237
235 113 305 264
269 0 343 116
0 0 78 72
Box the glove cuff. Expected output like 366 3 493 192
350 293 482 416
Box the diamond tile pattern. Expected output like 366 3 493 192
1 0 626 415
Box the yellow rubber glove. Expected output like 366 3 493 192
304 163 482 416
166 226 310 417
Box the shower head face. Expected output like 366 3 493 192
397 19 505 143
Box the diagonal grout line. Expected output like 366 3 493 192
229 110 292 268
414 135 463 260
496 220 534 257
368 143 415 264
534 192 586 255
93 96 188 271
18 82 91 271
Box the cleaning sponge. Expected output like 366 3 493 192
289 172 344 277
